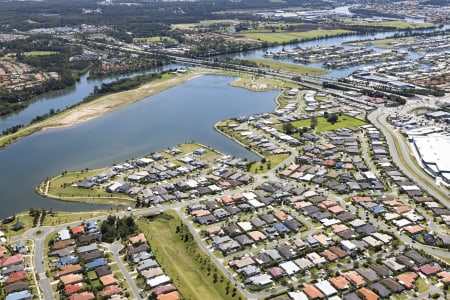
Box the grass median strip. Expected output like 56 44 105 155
137 210 244 300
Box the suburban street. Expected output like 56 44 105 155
109 242 143 300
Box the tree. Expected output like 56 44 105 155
327 113 338 124
310 116 318 129
283 122 296 134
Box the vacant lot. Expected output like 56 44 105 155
137 211 244 300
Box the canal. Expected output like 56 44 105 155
1 25 449 217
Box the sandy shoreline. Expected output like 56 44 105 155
42 72 203 130
0 71 203 147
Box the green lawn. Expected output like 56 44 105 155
137 211 244 300
133 36 177 43
347 20 435 29
280 115 366 133
39 169 134 205
41 211 109 226
415 277 429 293
241 29 353 43
24 51 59 56
249 154 290 174
243 58 328 76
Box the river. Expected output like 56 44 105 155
0 75 277 218
0 25 449 218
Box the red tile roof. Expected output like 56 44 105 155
0 254 23 267
98 285 123 297
153 284 176 296
419 264 442 276
5 270 27 284
69 292 95 300
65 283 84 296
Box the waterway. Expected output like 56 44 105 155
0 64 179 133
1 25 450 217
0 76 277 218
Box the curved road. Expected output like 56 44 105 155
368 108 450 208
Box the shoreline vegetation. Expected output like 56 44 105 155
31 72 297 206
0 70 202 149
0 63 321 149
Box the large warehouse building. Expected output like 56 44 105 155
412 135 450 184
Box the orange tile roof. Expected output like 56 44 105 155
294 201 312 209
60 274 83 285
313 234 329 246
329 276 350 290
71 226 85 235
353 196 371 202
303 284 325 299
53 239 76 250
382 200 400 206
358 287 379 300
403 225 424 234
320 249 338 261
221 195 234 204
69 292 95 300
396 272 418 289
59 264 82 276
129 233 147 244
328 205 345 214
437 271 450 283
157 291 180 300
100 274 118 286
248 231 267 241
98 285 123 297
343 271 366 287
395 205 412 214
190 210 210 217
320 200 336 208
274 211 288 221
331 224 349 233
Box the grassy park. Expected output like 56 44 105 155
23 51 59 56
345 20 435 29
137 210 244 300
241 29 352 43
37 169 134 205
242 58 329 76
278 115 367 133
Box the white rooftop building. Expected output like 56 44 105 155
412 135 450 184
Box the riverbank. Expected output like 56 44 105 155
0 71 203 149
